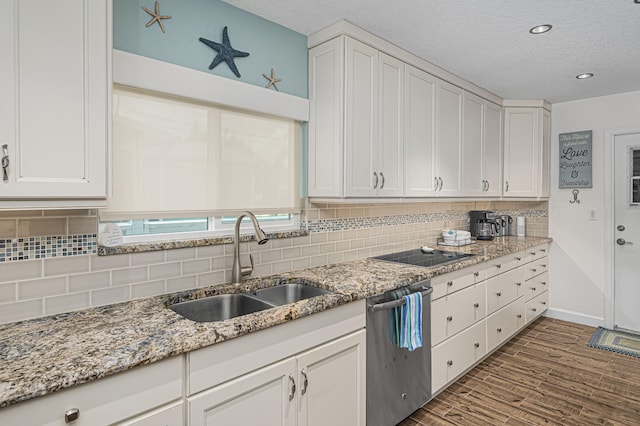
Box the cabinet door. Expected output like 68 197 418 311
188 358 297 426
431 282 486 346
377 53 403 196
483 102 503 196
297 330 366 426
435 81 463 196
539 108 551 198
345 38 378 197
486 297 525 352
503 107 540 197
462 92 484 196
403 65 437 196
308 37 344 197
0 0 108 199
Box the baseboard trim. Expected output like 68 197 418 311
544 308 604 328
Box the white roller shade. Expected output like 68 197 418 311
102 87 300 221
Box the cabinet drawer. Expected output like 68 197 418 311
525 258 548 280
524 244 548 263
121 402 183 426
486 251 524 279
431 265 486 300
431 319 486 393
0 357 183 426
431 282 486 346
486 297 525 352
525 271 549 301
525 290 549 324
486 267 526 315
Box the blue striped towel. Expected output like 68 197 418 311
390 292 423 351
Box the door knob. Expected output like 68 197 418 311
617 238 634 245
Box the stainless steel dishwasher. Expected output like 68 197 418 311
366 279 432 426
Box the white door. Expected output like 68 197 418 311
297 330 366 426
483 102 503 197
462 92 484 196
188 358 296 426
614 132 640 333
435 81 463 196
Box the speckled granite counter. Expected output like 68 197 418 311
0 236 551 408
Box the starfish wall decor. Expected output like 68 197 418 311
141 1 171 33
199 27 249 78
263 68 282 91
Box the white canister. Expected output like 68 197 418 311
516 216 526 237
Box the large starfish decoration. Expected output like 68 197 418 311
141 1 171 33
199 27 249 78
262 68 282 91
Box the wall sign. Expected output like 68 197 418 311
559 130 593 188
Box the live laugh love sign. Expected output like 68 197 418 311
559 130 593 188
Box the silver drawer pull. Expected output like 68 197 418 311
65 408 80 423
1 144 8 182
496 292 502 297
517 314 522 318
373 172 379 189
516 257 521 261
516 282 522 286
474 271 479 277
301 370 309 395
473 302 479 308
288 375 296 401
497 328 502 333
532 308 537 312
531 287 537 291
447 316 453 322
530 252 536 256
541 301 547 305
447 360 453 366
531 268 537 272
474 342 480 348
541 249 547 253
542 264 547 268
496 264 502 269
447 281 453 287
380 172 385 189
541 282 546 285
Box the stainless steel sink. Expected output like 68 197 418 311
253 283 330 306
170 294 274 322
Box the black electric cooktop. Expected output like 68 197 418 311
373 248 474 268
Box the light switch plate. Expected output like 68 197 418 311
589 209 598 220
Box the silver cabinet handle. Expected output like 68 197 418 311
517 314 522 318
617 238 634 245
1 144 8 182
486 180 490 191
541 301 547 305
434 177 439 191
288 375 296 401
541 249 547 253
532 307 537 312
531 268 537 272
373 172 379 189
481 180 486 191
497 328 502 333
474 271 479 277
496 292 502 297
531 287 537 291
447 315 453 322
380 172 385 189
65 408 80 423
447 281 453 287
438 177 443 191
447 360 453 366
496 264 502 269
301 370 308 395
516 282 522 286
516 257 521 261
473 302 479 308
505 181 509 192
474 342 480 348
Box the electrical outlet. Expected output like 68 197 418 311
589 209 598 220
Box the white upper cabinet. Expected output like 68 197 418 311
434 81 463 196
503 102 551 198
0 0 110 205
462 93 503 197
309 36 403 198
403 65 437 196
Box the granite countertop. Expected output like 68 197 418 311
0 236 551 409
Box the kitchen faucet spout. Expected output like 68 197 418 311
231 211 269 284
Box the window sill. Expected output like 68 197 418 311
97 229 309 256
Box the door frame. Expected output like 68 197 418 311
603 127 640 330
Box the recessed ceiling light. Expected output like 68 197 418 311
576 73 594 80
529 24 552 34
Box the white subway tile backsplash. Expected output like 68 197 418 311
1 260 42 282
91 253 130 271
149 262 181 280
167 275 197 292
18 277 67 300
91 286 130 306
0 283 16 303
197 244 225 258
272 260 293 274
131 251 165 266
166 247 197 262
45 292 90 316
0 220 17 239
112 266 148 287
44 256 89 277
0 299 43 323
182 258 211 275
211 255 233 271
68 271 110 292
132 280 166 299
259 249 282 263
318 242 336 254
292 257 310 270
196 271 224 287
309 254 328 267
282 247 301 260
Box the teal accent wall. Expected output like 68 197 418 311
114 0 308 98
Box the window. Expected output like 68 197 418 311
101 86 301 242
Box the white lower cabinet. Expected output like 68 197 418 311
0 357 183 426
431 281 486 345
526 290 549 324
431 320 486 392
187 330 366 426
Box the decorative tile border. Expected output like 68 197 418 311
0 235 97 263
303 209 548 233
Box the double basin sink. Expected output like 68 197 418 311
170 281 331 323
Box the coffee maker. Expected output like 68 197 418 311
469 210 499 240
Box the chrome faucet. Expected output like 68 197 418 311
231 211 269 284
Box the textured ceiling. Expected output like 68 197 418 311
223 0 640 104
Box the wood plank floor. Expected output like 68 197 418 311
399 317 640 425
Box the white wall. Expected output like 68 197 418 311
549 90 640 326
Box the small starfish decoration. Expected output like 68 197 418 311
199 27 249 78
141 1 171 33
262 68 282 91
